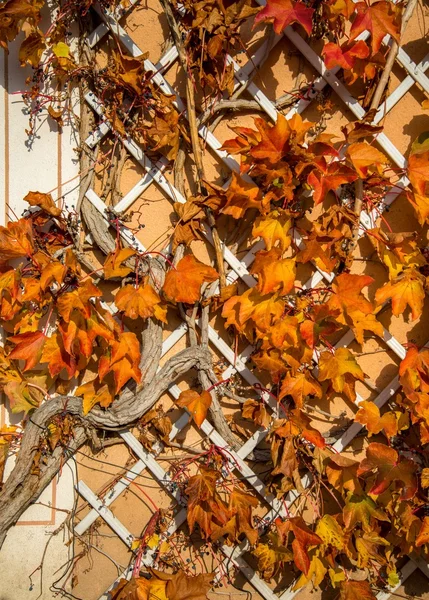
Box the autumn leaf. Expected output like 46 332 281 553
18 28 46 68
250 249 296 295
252 209 293 253
355 400 409 438
326 454 362 495
4 380 40 414
115 283 167 322
406 191 429 226
185 467 229 538
0 218 34 261
375 267 426 321
251 113 312 164
41 332 77 379
350 1 400 54
416 516 429 547
279 371 322 407
340 580 376 600
8 330 46 371
110 575 168 600
57 279 102 322
315 514 345 550
289 517 322 575
322 40 369 70
40 260 67 290
242 398 271 428
162 254 218 304
407 150 429 196
221 172 266 219
343 493 389 532
176 389 212 427
98 332 141 394
254 0 315 35
211 486 259 545
307 161 358 205
357 442 418 500
253 536 293 580
160 570 213 600
104 247 135 279
76 377 116 415
318 347 365 401
327 274 383 344
24 191 61 217
346 142 389 178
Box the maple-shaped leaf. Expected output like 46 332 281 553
185 467 229 538
407 150 429 196
326 454 362 495
375 267 425 321
222 288 284 338
289 517 322 575
41 332 78 379
76 376 116 415
357 442 418 500
327 274 383 344
242 398 271 428
98 332 141 394
212 487 259 545
398 344 429 391
24 191 61 217
0 218 34 262
307 161 358 205
104 247 135 279
40 260 67 291
315 514 345 550
340 580 376 600
162 254 218 304
350 1 400 54
343 493 389 532
253 537 293 580
416 516 429 548
8 331 46 371
254 0 314 35
250 113 312 164
293 555 327 591
347 142 389 178
115 283 167 322
252 209 293 253
406 191 429 226
273 410 326 448
367 228 426 279
250 249 296 295
355 400 409 438
176 389 212 427
156 570 213 600
322 40 369 70
110 574 168 600
18 28 46 68
318 347 365 401
221 173 266 219
355 530 390 568
279 371 322 407
57 280 102 322
4 380 40 414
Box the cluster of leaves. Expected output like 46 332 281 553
2 0 429 598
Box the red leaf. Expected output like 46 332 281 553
255 0 314 35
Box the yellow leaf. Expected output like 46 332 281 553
53 42 70 58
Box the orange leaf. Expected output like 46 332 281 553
250 249 296 295
279 371 322 407
57 279 102 322
115 283 167 322
162 254 218 304
375 268 425 321
322 40 369 70
76 377 116 415
250 113 312 164
357 442 418 500
355 400 408 438
416 517 429 547
407 150 429 196
41 332 78 379
222 172 266 219
24 191 61 217
0 218 34 261
307 162 357 205
350 1 400 54
99 332 141 394
340 580 376 600
318 347 365 401
176 389 212 427
104 247 136 279
347 142 389 178
252 209 293 253
254 0 314 35
8 331 46 371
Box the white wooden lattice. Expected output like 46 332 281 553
73 2 429 599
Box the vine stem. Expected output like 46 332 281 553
157 0 227 292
